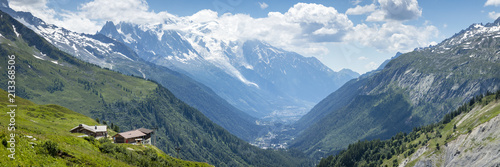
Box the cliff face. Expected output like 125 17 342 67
403 101 500 167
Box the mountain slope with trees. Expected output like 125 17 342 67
0 89 210 167
0 10 312 166
292 18 500 159
318 91 500 167
0 0 261 141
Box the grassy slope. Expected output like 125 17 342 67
399 95 500 167
0 11 313 166
0 89 209 167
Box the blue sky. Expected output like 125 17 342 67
7 0 500 74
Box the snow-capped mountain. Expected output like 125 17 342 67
437 17 500 54
0 0 263 141
0 1 140 70
99 21 359 119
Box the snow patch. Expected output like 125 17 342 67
12 25 19 37
122 33 134 44
32 54 44 60
138 68 146 79
115 52 133 61
72 43 78 52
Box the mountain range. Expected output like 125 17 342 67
0 9 313 166
98 20 359 120
0 0 263 141
2 0 500 166
291 17 500 159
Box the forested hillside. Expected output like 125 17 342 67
318 90 500 167
0 2 261 142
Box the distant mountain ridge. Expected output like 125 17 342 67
98 21 359 120
292 17 500 158
0 0 261 141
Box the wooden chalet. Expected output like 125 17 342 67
113 128 153 144
70 124 107 138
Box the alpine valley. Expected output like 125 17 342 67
0 0 262 142
97 20 359 120
291 17 500 159
2 0 500 166
0 9 313 166
0 0 359 140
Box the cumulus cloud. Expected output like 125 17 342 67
380 0 421 21
9 0 102 33
489 11 500 20
485 0 500 6
258 2 269 9
283 3 353 42
9 0 438 57
345 22 438 52
9 0 47 11
9 0 177 33
366 0 421 22
78 0 172 25
174 3 353 55
346 4 377 15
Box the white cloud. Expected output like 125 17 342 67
9 0 47 11
485 0 500 6
188 9 218 23
9 0 102 33
366 10 386 22
283 3 353 42
258 2 269 9
488 11 500 20
351 0 363 5
367 0 421 22
8 0 437 59
429 41 438 46
358 56 368 60
345 22 438 53
379 0 421 21
178 3 353 55
78 0 171 25
346 4 377 15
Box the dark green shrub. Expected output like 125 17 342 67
42 140 60 156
